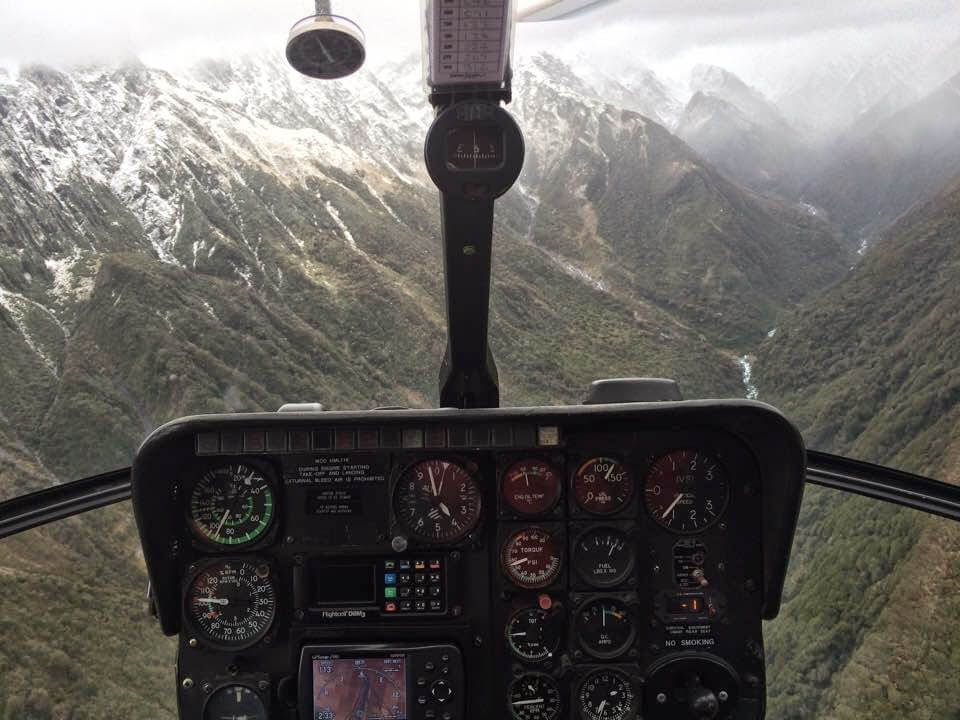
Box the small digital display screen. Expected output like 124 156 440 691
312 654 407 720
311 564 376 606
669 593 706 614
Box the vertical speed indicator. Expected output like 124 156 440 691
644 450 729 533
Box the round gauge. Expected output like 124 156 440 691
573 527 636 588
203 685 267 720
185 560 277 648
577 669 637 720
508 673 562 720
502 459 562 515
188 464 275 547
394 459 482 543
501 527 563 589
573 458 633 515
644 449 729 533
575 598 635 659
506 608 561 662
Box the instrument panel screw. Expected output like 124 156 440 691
294 610 305 621
717 562 726 572
228 665 239 676
653 564 661 574
285 536 296 545
392 536 409 553
473 635 483 648
452 606 463 617
182 678 194 690
656 693 667 704
628 649 638 658
745 579 757 592
258 680 270 692
719 523 727 532
202 683 213 694
188 638 198 648
718 691 729 702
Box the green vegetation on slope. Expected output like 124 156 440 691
759 176 960 718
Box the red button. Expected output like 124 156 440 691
385 602 397 612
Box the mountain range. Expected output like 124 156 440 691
0 44 959 720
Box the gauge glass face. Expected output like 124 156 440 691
204 685 267 720
502 459 562 515
573 458 633 515
576 598 635 659
287 28 364 79
313 656 406 719
188 464 275 546
186 560 276 648
502 527 563 589
577 669 636 720
394 459 482 543
506 608 561 662
644 450 729 533
508 673 562 720
446 126 504 170
573 528 635 588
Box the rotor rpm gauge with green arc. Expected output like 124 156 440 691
189 464 275 546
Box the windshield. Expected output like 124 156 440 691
1 1 959 718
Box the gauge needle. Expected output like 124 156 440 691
215 509 230 537
428 466 438 497
513 699 544 706
439 502 451 517
598 700 607 715
510 557 529 567
661 493 685 519
605 463 615 480
195 597 229 605
523 472 530 487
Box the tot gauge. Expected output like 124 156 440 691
286 1 366 79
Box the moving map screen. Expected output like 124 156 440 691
312 654 407 720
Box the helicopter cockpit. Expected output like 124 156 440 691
2 2 959 720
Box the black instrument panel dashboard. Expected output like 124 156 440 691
132 400 805 720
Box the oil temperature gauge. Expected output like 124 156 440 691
502 527 563 589
502 459 562 515
506 608 561 662
508 673 562 720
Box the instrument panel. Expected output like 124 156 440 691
132 401 805 720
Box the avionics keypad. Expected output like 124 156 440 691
383 557 446 614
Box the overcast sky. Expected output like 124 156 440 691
1 0 958 96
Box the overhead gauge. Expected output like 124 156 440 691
573 458 633 515
506 608 561 662
502 527 563 589
185 560 277 649
573 527 635 588
203 685 267 720
502 459 562 515
508 673 562 720
575 598 635 659
286 4 366 80
577 668 637 720
188 464 275 547
644 449 729 533
394 459 482 543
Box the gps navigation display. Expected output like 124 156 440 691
312 654 407 720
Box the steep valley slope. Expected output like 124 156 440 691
758 176 960 719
